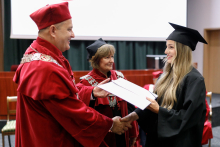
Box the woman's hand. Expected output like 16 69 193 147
93 78 110 98
146 97 160 114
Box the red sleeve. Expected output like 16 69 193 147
129 120 139 138
14 61 79 100
43 97 113 147
76 80 94 106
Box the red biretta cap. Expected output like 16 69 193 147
152 71 163 79
30 2 72 30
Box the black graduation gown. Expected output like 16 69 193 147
135 67 206 147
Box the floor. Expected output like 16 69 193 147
1 126 220 147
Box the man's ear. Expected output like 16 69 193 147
49 25 57 38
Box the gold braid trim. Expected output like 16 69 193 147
20 53 63 68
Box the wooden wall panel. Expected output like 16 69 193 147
204 29 220 93
73 69 160 87
0 72 18 119
0 69 161 120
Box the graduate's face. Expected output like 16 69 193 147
99 53 114 74
53 19 75 52
165 40 177 64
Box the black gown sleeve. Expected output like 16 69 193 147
134 108 158 134
127 102 136 114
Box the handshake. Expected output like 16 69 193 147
110 112 139 135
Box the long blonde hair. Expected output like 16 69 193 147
154 41 193 110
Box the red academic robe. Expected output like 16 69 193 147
76 69 140 147
13 37 113 147
201 98 213 145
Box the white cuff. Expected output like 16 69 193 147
90 93 95 100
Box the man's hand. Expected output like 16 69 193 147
93 78 110 98
121 112 139 124
111 116 132 135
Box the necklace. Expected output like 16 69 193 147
108 94 117 107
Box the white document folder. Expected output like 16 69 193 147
98 78 158 110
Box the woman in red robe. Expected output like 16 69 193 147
76 38 140 147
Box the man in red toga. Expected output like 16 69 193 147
13 2 130 147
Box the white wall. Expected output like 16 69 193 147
188 0 220 74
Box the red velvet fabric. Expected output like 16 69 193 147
13 37 113 147
201 99 213 145
30 2 72 30
202 121 213 145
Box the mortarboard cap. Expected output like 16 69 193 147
86 38 106 60
30 2 72 30
152 71 163 79
166 22 207 51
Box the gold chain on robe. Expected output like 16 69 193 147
80 70 125 107
20 53 63 68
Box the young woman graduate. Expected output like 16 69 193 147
121 23 208 147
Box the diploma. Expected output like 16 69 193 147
98 78 157 110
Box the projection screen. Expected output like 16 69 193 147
10 0 187 41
